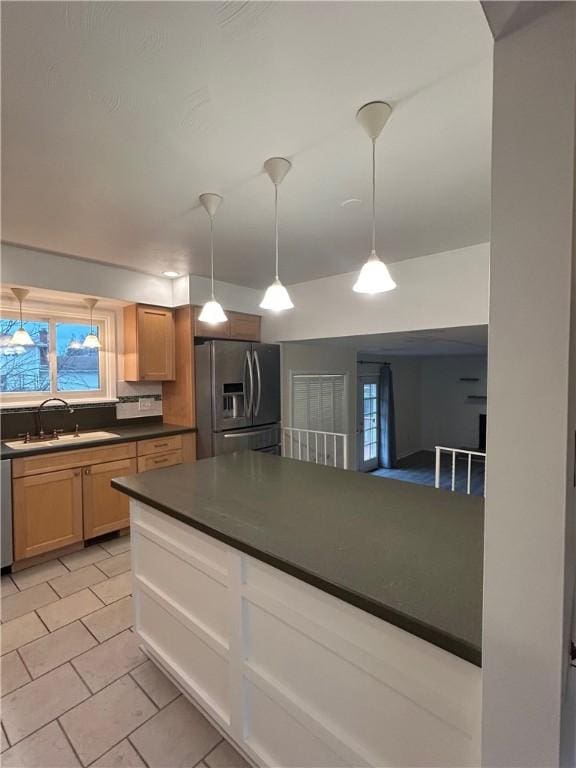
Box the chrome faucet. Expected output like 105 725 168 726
36 398 74 439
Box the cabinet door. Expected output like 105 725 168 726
193 306 231 339
229 312 261 341
138 306 175 380
83 458 137 540
13 468 83 561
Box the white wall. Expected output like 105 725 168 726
1 243 174 306
176 273 264 314
281 342 358 468
482 5 576 766
420 356 487 452
262 243 489 343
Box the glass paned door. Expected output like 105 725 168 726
358 376 379 471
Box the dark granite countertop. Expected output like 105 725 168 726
1 422 196 460
112 451 484 665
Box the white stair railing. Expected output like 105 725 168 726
435 446 486 496
282 428 349 469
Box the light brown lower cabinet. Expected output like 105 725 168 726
12 434 195 562
13 468 83 561
82 457 138 540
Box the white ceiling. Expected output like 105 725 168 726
298 325 488 356
1 2 493 288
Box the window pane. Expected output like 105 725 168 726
0 318 50 392
56 323 100 392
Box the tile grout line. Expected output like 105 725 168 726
55 717 85 767
2 662 92 749
4 663 151 752
59 681 162 766
2 626 143 710
14 645 34 682
198 737 226 767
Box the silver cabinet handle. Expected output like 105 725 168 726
244 351 254 417
253 350 262 416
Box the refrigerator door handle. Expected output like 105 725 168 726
244 351 254 417
253 350 262 416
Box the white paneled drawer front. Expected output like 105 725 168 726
243 559 481 768
132 502 229 576
134 532 229 648
245 680 349 768
138 591 230 726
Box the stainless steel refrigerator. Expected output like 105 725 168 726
195 340 281 459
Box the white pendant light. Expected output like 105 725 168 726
260 157 294 312
198 193 228 325
82 298 101 349
10 288 34 347
353 101 397 294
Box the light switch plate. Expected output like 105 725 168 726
139 398 153 411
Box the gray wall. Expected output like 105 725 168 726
420 356 487 451
281 342 358 468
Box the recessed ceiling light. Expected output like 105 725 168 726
340 198 362 207
162 271 180 278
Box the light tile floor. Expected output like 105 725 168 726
0 537 251 768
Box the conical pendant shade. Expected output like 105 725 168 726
260 278 294 311
353 101 397 295
10 288 34 347
353 251 396 293
82 298 101 349
199 193 227 325
260 157 294 312
198 299 228 324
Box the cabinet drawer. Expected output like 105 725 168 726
137 450 182 473
13 442 137 478
138 435 182 456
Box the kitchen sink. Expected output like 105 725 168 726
4 431 121 450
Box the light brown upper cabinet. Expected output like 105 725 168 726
124 304 175 381
229 311 261 341
193 306 261 342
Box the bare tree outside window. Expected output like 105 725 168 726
0 318 101 395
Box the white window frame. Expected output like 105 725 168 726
0 302 117 407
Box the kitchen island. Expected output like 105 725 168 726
112 451 483 767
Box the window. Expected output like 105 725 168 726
0 308 114 405
291 374 346 433
362 382 378 462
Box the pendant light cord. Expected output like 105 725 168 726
19 299 23 330
274 183 279 280
371 138 376 254
210 215 215 298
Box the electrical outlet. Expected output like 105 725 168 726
139 398 153 411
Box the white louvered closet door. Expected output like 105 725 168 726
291 374 346 433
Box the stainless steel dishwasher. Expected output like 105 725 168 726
1 460 13 569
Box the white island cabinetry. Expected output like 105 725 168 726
131 501 481 768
